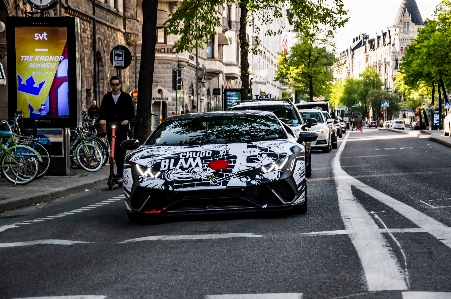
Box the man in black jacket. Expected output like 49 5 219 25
99 76 134 180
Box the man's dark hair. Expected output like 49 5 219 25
109 76 121 84
192 105 197 109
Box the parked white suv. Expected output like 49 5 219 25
299 109 333 153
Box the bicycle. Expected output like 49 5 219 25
0 123 42 185
7 111 52 178
69 127 104 172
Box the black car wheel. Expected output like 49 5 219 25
322 139 331 153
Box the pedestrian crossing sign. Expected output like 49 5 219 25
381 100 389 108
445 102 451 109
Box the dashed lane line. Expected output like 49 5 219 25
206 294 303 299
120 233 263 243
0 239 91 248
12 296 106 299
0 195 125 233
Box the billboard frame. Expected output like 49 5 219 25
6 16 78 128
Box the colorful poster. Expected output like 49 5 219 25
15 26 68 119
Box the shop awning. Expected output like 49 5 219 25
218 32 231 45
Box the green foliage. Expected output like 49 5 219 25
400 0 451 93
275 33 336 101
328 80 344 108
282 90 293 100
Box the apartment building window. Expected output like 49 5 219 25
207 35 214 58
403 22 409 33
157 27 166 44
114 0 118 10
227 6 232 29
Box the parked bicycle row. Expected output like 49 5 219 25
0 111 110 185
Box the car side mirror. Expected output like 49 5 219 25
297 131 318 143
121 139 140 150
306 118 318 128
327 119 333 124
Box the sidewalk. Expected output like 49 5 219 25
0 166 111 212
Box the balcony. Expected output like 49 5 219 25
204 59 224 79
224 64 240 80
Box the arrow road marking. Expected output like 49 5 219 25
120 233 262 243
335 133 451 291
334 134 407 291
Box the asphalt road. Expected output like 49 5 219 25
1 129 450 299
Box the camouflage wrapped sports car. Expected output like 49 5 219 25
121 111 317 221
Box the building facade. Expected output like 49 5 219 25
333 0 424 93
0 0 139 120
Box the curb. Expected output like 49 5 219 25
0 177 108 212
388 129 451 148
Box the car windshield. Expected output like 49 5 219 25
146 114 287 146
300 111 324 123
229 105 300 125
321 112 331 120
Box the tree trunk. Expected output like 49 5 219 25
136 0 158 143
309 75 313 101
431 84 435 130
239 1 249 102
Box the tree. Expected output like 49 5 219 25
165 0 348 101
359 66 384 116
275 34 336 101
341 78 363 111
135 0 158 143
328 80 345 108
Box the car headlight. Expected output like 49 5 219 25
135 164 161 178
315 129 326 134
261 157 288 173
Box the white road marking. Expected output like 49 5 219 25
0 195 125 233
120 233 263 243
206 294 303 299
0 239 91 248
384 148 397 150
300 228 426 236
13 296 106 299
334 134 408 291
402 292 451 299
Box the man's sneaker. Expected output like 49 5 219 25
117 175 123 183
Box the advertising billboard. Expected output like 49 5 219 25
224 89 241 110
7 17 77 128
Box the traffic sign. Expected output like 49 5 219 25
381 100 390 108
445 102 451 110
110 45 132 69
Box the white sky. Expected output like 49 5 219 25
334 0 441 52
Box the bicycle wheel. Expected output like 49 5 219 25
24 140 51 178
1 148 39 185
75 143 103 172
90 137 109 167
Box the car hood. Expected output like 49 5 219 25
310 123 328 131
126 140 304 191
